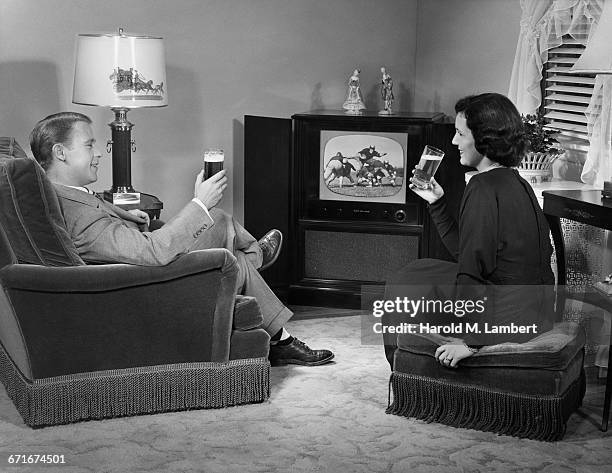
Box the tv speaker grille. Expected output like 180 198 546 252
304 230 419 282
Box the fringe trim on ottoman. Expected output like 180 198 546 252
386 372 584 441
0 347 270 428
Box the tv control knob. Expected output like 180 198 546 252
383 210 389 218
394 210 406 223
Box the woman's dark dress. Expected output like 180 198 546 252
383 168 555 364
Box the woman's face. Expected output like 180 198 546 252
452 112 483 168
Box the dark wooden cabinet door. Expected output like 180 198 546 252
244 115 292 293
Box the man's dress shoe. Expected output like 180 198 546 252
258 229 282 272
269 337 335 366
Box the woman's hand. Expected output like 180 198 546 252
434 343 475 368
409 171 444 204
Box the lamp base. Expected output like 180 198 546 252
103 189 141 209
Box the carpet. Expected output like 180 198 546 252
0 314 611 473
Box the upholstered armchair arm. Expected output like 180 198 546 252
0 249 239 380
0 249 237 291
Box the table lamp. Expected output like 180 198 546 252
72 28 166 210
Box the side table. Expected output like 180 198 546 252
138 192 163 220
103 191 163 220
542 189 612 431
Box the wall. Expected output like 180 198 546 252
0 0 419 221
414 0 522 118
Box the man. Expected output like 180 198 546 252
30 111 334 366
324 152 357 188
357 145 386 165
327 151 345 166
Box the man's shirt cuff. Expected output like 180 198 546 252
192 198 214 222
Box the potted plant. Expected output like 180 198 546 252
518 112 564 182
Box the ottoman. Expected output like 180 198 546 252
386 322 586 441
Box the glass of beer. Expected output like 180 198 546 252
203 148 224 180
412 145 445 190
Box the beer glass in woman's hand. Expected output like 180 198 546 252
411 145 444 190
409 171 444 204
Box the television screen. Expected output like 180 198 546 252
319 130 407 204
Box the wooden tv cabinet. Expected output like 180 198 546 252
244 110 467 308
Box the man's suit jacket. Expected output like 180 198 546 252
53 184 213 266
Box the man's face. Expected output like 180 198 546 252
61 122 102 186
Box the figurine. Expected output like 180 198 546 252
379 67 394 115
342 69 366 114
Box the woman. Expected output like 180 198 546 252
383 93 555 369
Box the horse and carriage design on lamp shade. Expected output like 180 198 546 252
109 67 164 100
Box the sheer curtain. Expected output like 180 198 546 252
508 0 553 115
509 0 610 185
582 76 612 185
508 0 602 115
580 0 612 186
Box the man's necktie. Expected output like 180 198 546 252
84 187 106 204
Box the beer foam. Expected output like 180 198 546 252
204 151 224 162
422 154 443 161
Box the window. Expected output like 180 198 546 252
541 35 595 145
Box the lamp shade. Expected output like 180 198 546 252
570 0 612 74
73 30 167 108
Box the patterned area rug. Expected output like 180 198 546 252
0 315 610 473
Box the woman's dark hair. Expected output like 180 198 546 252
30 112 92 170
454 93 526 166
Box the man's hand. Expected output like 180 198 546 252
408 171 444 204
195 169 227 209
127 209 150 227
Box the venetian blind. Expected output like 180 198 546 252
543 36 595 143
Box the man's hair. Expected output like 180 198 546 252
30 112 92 170
454 93 526 167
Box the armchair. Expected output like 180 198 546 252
0 139 270 427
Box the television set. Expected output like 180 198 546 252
294 112 444 225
